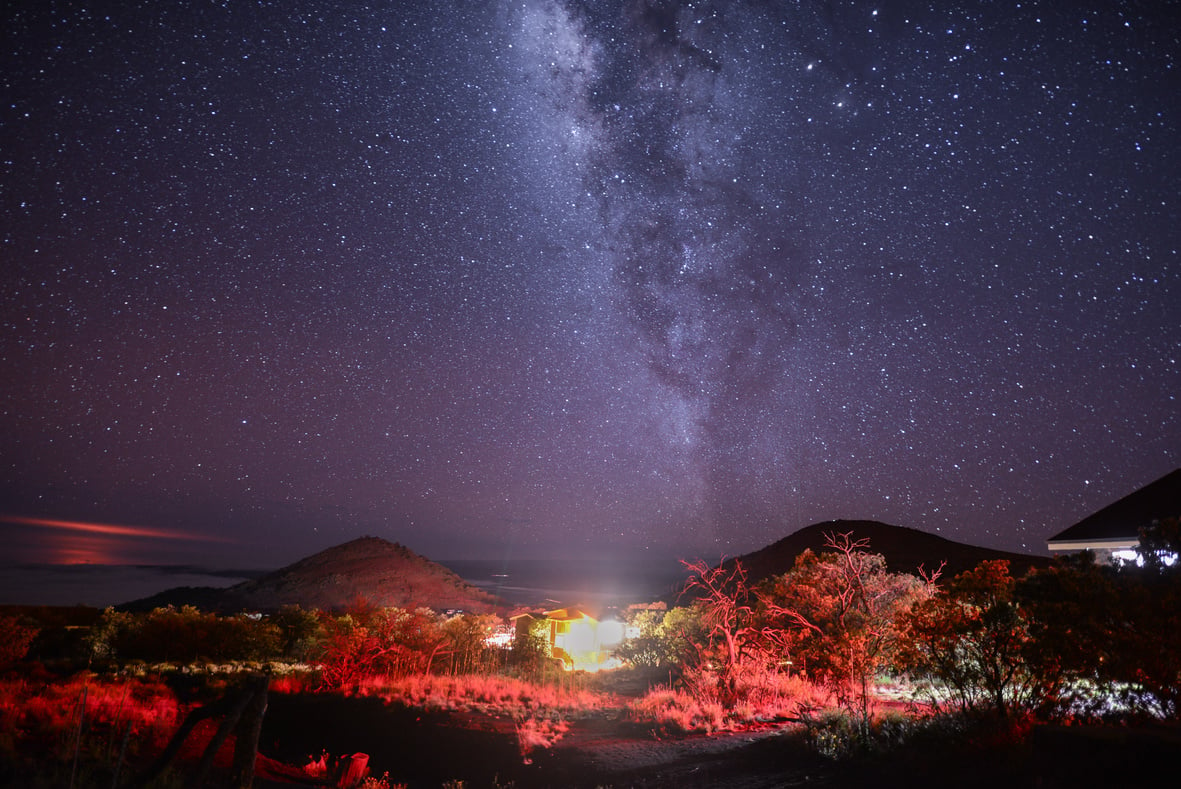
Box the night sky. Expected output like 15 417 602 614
2 1 1177 570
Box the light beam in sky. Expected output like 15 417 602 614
0 515 232 543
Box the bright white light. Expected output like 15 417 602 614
1113 549 1178 567
598 619 624 646
566 620 596 654
485 629 514 648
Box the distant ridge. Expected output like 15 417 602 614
728 520 1049 584
123 537 500 613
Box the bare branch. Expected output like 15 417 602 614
918 560 946 586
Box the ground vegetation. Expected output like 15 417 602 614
1 523 1179 786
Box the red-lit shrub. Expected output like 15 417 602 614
441 613 504 675
315 604 447 690
628 687 726 734
514 714 569 763
677 558 778 710
759 533 932 727
0 673 183 779
898 560 1044 719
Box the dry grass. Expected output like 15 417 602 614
0 673 182 752
628 673 832 735
514 714 571 763
337 668 834 740
346 673 613 718
628 688 727 734
0 672 187 786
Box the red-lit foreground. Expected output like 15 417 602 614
2 668 1177 789
3 525 1179 787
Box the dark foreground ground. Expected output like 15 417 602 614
257 693 1178 789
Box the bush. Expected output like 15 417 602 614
803 708 862 759
441 613 504 675
270 605 324 661
514 713 569 763
897 561 1049 720
628 687 725 734
802 707 928 759
615 607 681 669
0 673 183 785
0 614 39 670
507 618 559 680
88 606 283 665
315 605 448 689
759 535 931 726
1020 541 1181 722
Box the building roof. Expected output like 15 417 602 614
1047 468 1181 551
508 605 597 622
542 606 596 622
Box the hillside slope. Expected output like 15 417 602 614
121 537 501 612
221 536 500 613
729 519 1048 583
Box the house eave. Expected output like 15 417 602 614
1046 537 1139 552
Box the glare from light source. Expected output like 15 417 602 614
598 619 624 646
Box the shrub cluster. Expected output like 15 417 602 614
900 539 1181 723
624 521 1181 733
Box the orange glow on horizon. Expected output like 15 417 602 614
0 514 232 543
47 535 122 565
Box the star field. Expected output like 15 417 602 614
1 1 1177 567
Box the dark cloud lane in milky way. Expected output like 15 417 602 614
1 0 1177 568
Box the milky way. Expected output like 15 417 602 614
2 1 1177 566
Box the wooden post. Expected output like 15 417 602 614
126 673 270 789
231 675 269 789
188 683 257 789
335 753 370 788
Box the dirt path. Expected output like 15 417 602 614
527 717 836 788
247 693 1181 789
259 693 839 788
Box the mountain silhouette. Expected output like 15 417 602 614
122 537 500 613
726 519 1048 584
